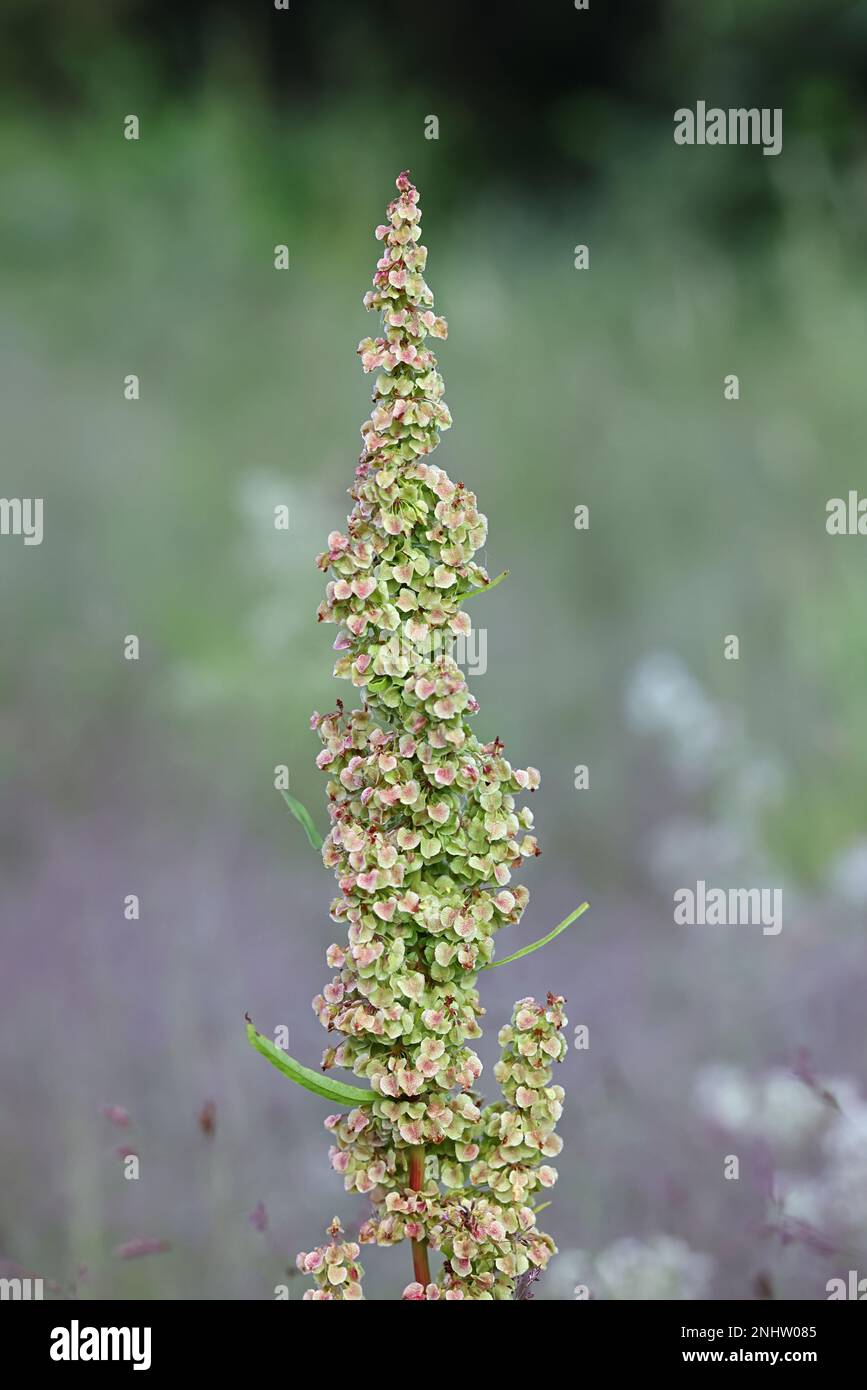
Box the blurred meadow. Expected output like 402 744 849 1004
1 0 867 1299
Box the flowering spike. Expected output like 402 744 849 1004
294 173 577 1299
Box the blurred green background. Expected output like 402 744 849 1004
1 0 866 1300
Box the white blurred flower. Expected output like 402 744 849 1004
821 1077 864 1117
574 1235 713 1301
772 1087 867 1256
827 840 867 906
818 1101 867 1242
625 654 786 891
772 1172 826 1228
694 1064 829 1151
624 653 728 786
822 1099 867 1165
694 1064 756 1132
758 1070 828 1148
821 1164 867 1243
541 1248 595 1300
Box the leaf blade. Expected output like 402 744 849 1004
457 569 510 603
279 789 324 851
245 1018 372 1106
483 901 590 970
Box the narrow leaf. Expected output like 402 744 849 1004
457 569 509 603
279 789 323 851
245 1017 372 1106
483 901 590 970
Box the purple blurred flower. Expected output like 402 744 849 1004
114 1238 171 1260
100 1105 131 1128
248 1200 268 1233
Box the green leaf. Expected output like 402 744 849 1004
483 901 590 970
245 1017 373 1106
457 569 510 603
279 789 323 851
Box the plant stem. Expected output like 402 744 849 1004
408 1144 431 1287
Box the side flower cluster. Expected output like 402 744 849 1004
298 172 568 1300
297 1217 365 1300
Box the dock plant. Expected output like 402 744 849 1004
247 171 587 1300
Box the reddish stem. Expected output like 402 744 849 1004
408 1144 431 1287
